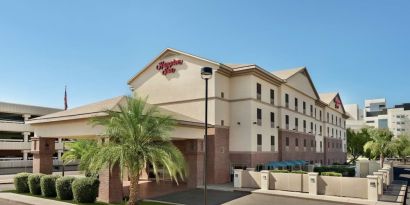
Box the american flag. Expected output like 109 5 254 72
64 86 68 110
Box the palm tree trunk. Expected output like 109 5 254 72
128 174 140 205
380 154 384 168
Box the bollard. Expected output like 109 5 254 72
260 170 270 190
308 172 318 195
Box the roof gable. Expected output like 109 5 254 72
319 92 346 114
273 67 320 99
128 48 221 85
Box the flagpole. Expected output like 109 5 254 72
62 86 67 176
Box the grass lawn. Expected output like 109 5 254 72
2 190 171 205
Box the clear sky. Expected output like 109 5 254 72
0 0 409 109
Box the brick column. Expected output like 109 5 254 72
31 137 55 174
98 163 123 203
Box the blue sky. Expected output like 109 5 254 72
0 0 409 109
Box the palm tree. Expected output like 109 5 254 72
83 96 187 205
61 140 98 176
363 128 395 168
393 134 410 164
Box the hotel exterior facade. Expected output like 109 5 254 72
27 48 348 202
128 48 348 173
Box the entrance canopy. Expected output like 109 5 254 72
26 96 206 140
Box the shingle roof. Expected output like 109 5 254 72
319 92 338 104
27 96 203 125
271 67 306 80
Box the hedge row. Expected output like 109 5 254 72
13 173 99 203
313 166 355 177
270 170 307 174
321 172 342 177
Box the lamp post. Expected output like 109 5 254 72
201 67 213 205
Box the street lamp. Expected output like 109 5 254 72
201 67 212 205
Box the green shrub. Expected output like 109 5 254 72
56 176 76 200
40 175 60 197
72 177 100 203
313 166 355 177
321 172 342 177
28 174 45 195
290 170 307 174
13 173 31 193
270 169 289 173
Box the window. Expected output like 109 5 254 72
221 92 224 98
221 120 224 126
270 89 275 105
310 105 313 116
339 118 341 126
320 141 323 151
295 118 299 130
327 113 329 122
256 83 261 100
285 94 289 108
332 114 334 124
257 108 262 125
304 139 307 147
320 110 322 121
295 98 299 111
270 112 275 128
286 137 289 146
315 108 317 118
311 140 314 147
295 138 299 146
271 135 275 151
303 120 306 132
303 101 306 114
320 125 322 135
332 128 334 137
327 127 330 136
335 116 338 125
257 134 262 151
310 122 313 133
315 124 317 134
285 115 289 129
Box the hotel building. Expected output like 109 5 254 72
0 101 61 164
27 48 347 202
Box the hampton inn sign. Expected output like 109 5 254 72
156 59 184 75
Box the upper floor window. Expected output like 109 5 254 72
257 134 262 151
271 135 275 151
320 110 322 121
270 89 275 105
285 115 290 129
303 120 306 132
294 98 299 111
327 113 330 123
270 112 275 128
257 108 262 125
295 138 299 147
285 94 289 108
314 108 317 118
310 105 313 116
303 101 306 114
256 83 261 100
286 137 289 146
310 122 313 133
295 118 299 130
320 125 322 135
304 139 307 147
332 115 334 124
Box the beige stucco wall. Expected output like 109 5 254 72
269 173 308 192
242 171 261 189
318 176 368 199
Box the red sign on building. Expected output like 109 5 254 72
334 97 342 109
156 59 183 75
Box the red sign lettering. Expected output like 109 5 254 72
156 59 183 75
334 97 342 109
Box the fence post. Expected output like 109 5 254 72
373 172 384 195
260 170 270 190
308 172 318 195
234 169 243 188
367 175 379 201
381 168 391 186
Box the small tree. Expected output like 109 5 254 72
393 134 410 164
347 128 371 164
364 128 395 168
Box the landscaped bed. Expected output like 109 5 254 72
8 172 172 205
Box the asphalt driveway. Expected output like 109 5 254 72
151 189 356 205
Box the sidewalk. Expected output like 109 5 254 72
0 193 74 205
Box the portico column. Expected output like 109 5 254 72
31 137 55 174
22 150 29 161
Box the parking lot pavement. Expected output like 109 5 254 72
151 189 250 205
151 189 354 205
